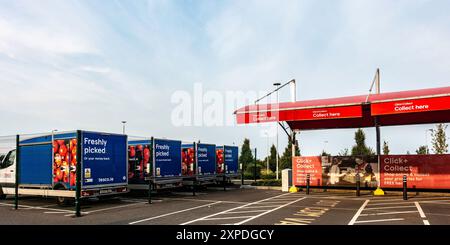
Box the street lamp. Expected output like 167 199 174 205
121 121 127 134
273 82 281 180
264 130 270 173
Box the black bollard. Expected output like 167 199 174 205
356 173 361 197
306 174 310 195
403 175 408 200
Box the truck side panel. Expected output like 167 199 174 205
82 132 127 188
224 146 239 174
19 144 52 185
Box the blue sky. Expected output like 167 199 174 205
0 0 449 156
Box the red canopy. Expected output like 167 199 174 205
235 86 450 130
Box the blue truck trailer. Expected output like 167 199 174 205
0 130 128 205
216 145 240 184
181 143 217 185
128 137 183 190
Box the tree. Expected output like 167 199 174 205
279 140 300 171
351 128 375 156
338 148 349 156
321 150 331 156
382 141 390 155
268 144 278 172
431 124 448 154
239 138 253 172
406 151 411 155
416 145 429 155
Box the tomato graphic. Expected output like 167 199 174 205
71 154 77 165
59 144 67 156
57 140 65 145
143 148 150 162
136 145 143 151
129 146 136 158
54 168 63 181
54 154 62 167
53 141 59 154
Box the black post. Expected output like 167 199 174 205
241 162 244 186
14 134 20 210
375 117 381 189
192 142 196 197
75 130 82 217
148 137 154 204
403 175 408 200
306 173 310 195
254 148 257 184
356 173 361 197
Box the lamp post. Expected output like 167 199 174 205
121 121 127 134
273 82 281 180
265 130 269 173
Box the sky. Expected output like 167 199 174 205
0 0 449 157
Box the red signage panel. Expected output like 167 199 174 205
371 96 450 116
292 156 322 186
380 154 450 189
236 105 362 124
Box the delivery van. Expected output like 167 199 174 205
0 130 128 205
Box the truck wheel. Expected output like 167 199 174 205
54 186 73 206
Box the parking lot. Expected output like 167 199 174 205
1 187 450 225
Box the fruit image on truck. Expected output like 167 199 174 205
216 146 239 176
128 141 152 185
181 145 195 176
127 138 183 189
181 143 217 186
0 131 128 205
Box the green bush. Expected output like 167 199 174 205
254 179 282 186
260 172 276 180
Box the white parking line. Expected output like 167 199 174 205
364 205 416 210
359 210 419 216
354 218 404 224
423 220 430 225
239 205 282 209
368 202 419 206
204 216 254 221
235 197 307 225
348 200 370 225
180 193 294 225
0 202 72 213
129 201 222 225
415 202 426 218
226 210 270 214
87 202 145 214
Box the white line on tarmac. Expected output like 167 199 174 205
226 210 270 214
423 220 430 225
0 202 72 213
354 218 404 224
415 202 426 218
235 197 307 225
180 193 294 225
368 202 418 206
161 197 248 205
86 202 145 214
204 216 254 221
239 205 282 209
129 201 222 225
359 210 419 216
364 205 416 210
348 200 370 225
